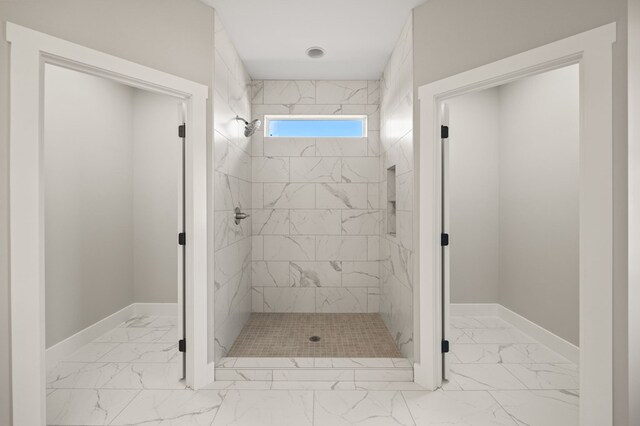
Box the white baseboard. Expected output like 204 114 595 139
450 303 579 364
46 302 177 368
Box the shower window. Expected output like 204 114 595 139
264 115 367 138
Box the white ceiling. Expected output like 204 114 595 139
201 0 425 80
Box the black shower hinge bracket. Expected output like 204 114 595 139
441 125 449 139
441 340 450 353
441 233 449 246
178 124 186 138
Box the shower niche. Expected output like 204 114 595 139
387 165 397 236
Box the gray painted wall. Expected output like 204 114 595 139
44 66 181 348
44 65 135 348
0 3 214 420
413 0 628 422
448 67 580 345
448 89 501 305
498 66 580 345
132 90 181 304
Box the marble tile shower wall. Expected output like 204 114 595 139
249 80 382 314
379 16 414 360
213 12 253 361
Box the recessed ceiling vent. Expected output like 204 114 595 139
306 47 325 59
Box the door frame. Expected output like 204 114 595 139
6 22 210 425
417 23 616 426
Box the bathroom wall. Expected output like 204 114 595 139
447 89 501 304
249 80 381 313
379 16 414 359
0 1 216 420
498 66 579 345
447 66 580 345
132 90 181 303
44 65 135 348
412 1 628 421
44 65 180 348
212 12 253 361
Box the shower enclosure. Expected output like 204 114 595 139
211 13 414 381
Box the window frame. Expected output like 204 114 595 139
263 114 368 138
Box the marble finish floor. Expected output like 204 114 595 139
227 313 402 357
45 314 578 425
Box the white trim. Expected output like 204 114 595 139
497 305 579 364
6 23 211 425
629 0 640 423
449 303 579 364
417 23 616 426
45 303 178 368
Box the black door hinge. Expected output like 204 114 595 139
441 125 449 139
178 232 186 246
441 340 450 353
178 124 186 138
178 339 186 352
441 233 449 246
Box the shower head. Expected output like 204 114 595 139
235 115 262 137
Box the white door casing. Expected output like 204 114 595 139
417 23 616 426
7 22 211 425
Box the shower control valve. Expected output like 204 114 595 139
234 207 250 225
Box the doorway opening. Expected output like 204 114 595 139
7 23 209 425
417 23 616 425
441 65 580 400
43 63 187 421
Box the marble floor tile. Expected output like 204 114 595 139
444 364 527 390
110 389 224 425
450 316 485 329
463 328 538 344
94 327 172 343
270 381 355 390
47 362 125 389
97 342 179 363
147 316 179 328
216 357 238 368
216 369 273 381
44 312 579 426
490 390 579 426
510 344 572 363
64 342 119 362
314 390 415 426
354 381 427 391
157 327 179 343
402 390 517 425
102 362 186 390
120 315 158 328
502 364 579 390
202 381 273 390
448 328 475 344
473 317 514 329
451 343 534 364
313 358 394 368
46 388 139 425
211 390 313 426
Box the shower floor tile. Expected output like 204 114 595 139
227 313 402 358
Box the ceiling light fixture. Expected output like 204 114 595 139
306 47 325 59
